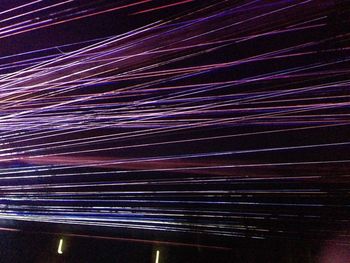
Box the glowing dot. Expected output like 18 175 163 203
155 250 160 263
57 238 64 255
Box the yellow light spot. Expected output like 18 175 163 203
155 250 160 263
58 238 64 254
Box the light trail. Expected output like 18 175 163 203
0 0 349 244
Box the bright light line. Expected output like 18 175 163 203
57 238 63 254
155 250 160 263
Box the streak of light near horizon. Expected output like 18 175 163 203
57 238 64 254
0 0 349 246
155 250 160 263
